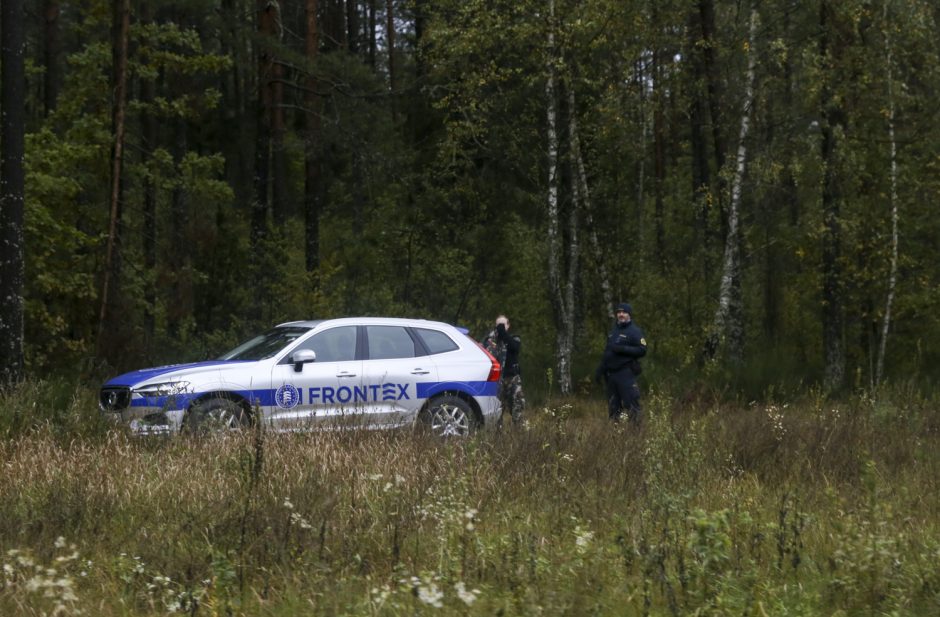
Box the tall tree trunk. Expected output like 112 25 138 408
876 0 899 387
305 0 323 275
698 0 727 234
544 0 567 394
385 0 396 118
819 0 846 390
269 2 288 227
42 0 60 115
169 120 193 337
704 4 757 363
368 0 376 70
687 6 712 284
557 85 582 396
253 0 277 251
633 56 647 267
140 0 157 353
347 0 359 53
652 47 666 270
98 0 131 359
0 0 26 383
569 86 612 318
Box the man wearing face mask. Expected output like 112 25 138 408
595 303 647 424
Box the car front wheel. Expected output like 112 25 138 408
422 395 477 437
183 396 249 434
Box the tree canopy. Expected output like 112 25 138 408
3 0 939 395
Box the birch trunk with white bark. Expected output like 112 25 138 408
705 5 758 362
876 0 899 387
544 0 569 394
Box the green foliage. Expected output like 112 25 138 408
15 0 940 392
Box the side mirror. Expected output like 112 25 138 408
291 349 316 372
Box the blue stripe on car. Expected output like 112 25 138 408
416 381 498 398
131 381 497 410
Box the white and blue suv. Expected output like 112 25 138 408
99 317 502 436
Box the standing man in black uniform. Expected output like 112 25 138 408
484 315 525 426
595 303 647 424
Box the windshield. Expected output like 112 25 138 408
219 326 313 361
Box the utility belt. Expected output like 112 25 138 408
609 359 642 377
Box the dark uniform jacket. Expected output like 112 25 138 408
599 320 647 376
485 323 522 377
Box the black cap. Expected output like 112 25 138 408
616 302 632 314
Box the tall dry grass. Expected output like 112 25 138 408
1 383 939 615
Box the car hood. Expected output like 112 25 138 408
103 360 252 388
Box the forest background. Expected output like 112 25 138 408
1 0 939 399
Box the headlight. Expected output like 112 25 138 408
134 381 192 397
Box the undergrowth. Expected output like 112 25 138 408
0 381 938 615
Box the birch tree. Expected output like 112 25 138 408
544 0 570 393
875 0 899 386
704 3 758 362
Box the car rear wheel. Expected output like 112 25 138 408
421 395 477 437
183 396 249 434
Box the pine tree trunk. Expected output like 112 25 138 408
705 4 757 363
0 0 26 383
253 0 276 250
42 0 60 115
305 0 323 275
141 0 157 350
97 0 131 359
270 1 288 227
347 0 360 53
698 0 727 234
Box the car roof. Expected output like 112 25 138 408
275 317 459 330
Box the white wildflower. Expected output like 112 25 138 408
455 581 480 606
417 581 444 608
464 509 478 531
574 525 594 552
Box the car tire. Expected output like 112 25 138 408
421 394 477 437
183 396 249 434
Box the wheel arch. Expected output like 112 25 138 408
420 389 483 427
187 390 254 421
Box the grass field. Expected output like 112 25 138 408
1 381 939 615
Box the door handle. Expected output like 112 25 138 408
336 372 357 378
411 369 430 375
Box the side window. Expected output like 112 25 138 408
414 328 459 355
367 326 417 360
291 326 357 363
